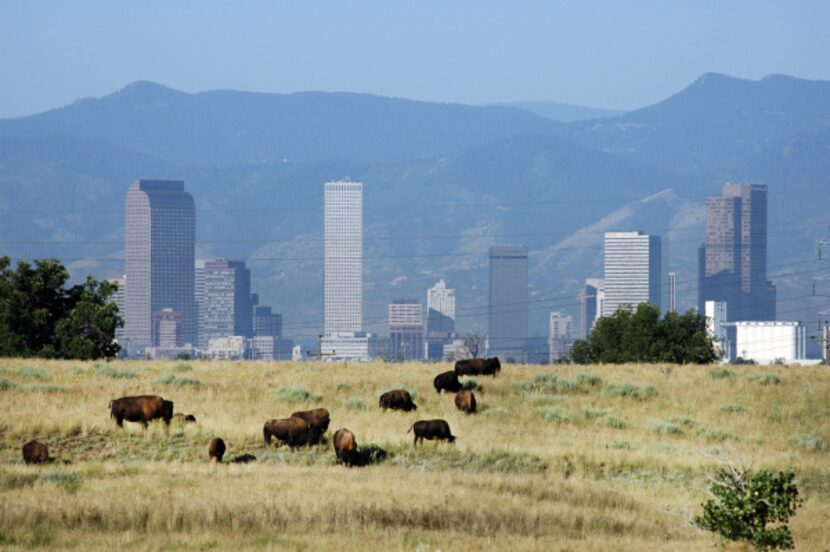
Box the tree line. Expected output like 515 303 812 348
0 257 122 360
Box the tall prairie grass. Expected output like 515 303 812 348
0 359 828 550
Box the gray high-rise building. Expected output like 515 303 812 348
578 278 603 339
426 279 456 360
254 306 283 338
488 245 528 361
603 231 662 316
125 180 196 348
388 299 423 361
202 260 253 344
324 181 363 336
699 183 776 320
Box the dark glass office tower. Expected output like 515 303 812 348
488 245 528 361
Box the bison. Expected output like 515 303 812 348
209 437 226 462
173 413 197 424
230 453 256 464
263 417 321 448
408 419 455 446
455 390 477 414
109 395 174 428
22 440 50 464
433 371 461 394
379 389 417 412
455 357 501 377
333 428 359 466
290 408 330 434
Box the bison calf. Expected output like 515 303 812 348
209 438 226 462
408 419 455 446
263 417 321 448
290 408 330 434
379 389 417 412
173 413 197 424
455 390 477 414
433 371 461 394
22 440 50 464
109 395 174 428
333 428 359 466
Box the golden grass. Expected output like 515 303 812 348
0 359 828 550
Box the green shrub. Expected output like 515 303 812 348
0 379 13 391
669 416 695 428
37 471 83 493
650 420 682 435
575 373 602 387
344 395 365 409
604 382 657 400
155 375 202 387
720 403 746 414
697 428 740 442
173 362 193 373
93 364 137 379
18 366 50 380
581 407 609 420
520 373 586 395
460 378 481 391
273 386 322 402
605 415 629 430
695 467 802 550
708 368 735 380
609 440 631 450
537 407 570 424
760 374 781 386
793 432 825 453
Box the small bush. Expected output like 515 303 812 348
575 373 602 388
793 432 826 453
520 373 585 394
0 379 13 391
18 366 50 380
581 407 609 420
155 375 202 387
37 471 83 493
760 374 781 386
720 403 746 414
273 386 322 402
605 382 657 400
609 440 631 450
344 395 365 409
697 427 740 442
173 362 193 373
460 378 481 391
605 415 629 430
695 467 802 550
537 407 570 424
650 420 682 436
669 416 696 428
708 368 735 380
93 364 137 379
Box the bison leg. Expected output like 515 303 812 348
115 416 124 428
263 429 271 446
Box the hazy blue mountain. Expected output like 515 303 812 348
0 75 828 346
568 73 830 176
0 81 562 166
499 100 624 122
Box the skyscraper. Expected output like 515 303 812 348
578 278 603 339
388 299 423 361
426 279 456 360
699 183 776 320
602 231 662 317
125 180 196 348
548 311 574 363
324 181 363 335
201 260 253 343
488 245 528 361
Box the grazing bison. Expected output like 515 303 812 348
208 438 226 462
109 395 174 428
455 390 477 414
408 419 456 446
263 417 321 448
333 428 359 466
173 413 197 424
231 453 256 464
379 389 417 412
433 371 461 394
290 408 331 434
22 440 50 464
455 357 501 377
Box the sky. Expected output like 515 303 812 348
1 1 829 118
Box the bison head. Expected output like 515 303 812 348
162 400 174 421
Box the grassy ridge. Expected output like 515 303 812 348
0 359 828 550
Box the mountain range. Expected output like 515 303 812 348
1 73 828 350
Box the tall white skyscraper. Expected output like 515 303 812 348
426 279 456 360
602 231 663 317
324 181 363 336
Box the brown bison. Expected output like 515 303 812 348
173 413 197 424
209 437 226 462
408 419 455 445
333 428 359 466
290 408 330 434
379 389 417 412
454 357 501 376
230 453 256 464
109 395 174 428
263 417 321 448
433 371 461 394
455 390 477 414
22 440 50 464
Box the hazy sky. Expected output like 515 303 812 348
2 1 829 118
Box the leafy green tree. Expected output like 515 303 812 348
57 277 122 360
695 467 802 550
570 303 718 364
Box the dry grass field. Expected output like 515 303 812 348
0 359 828 551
